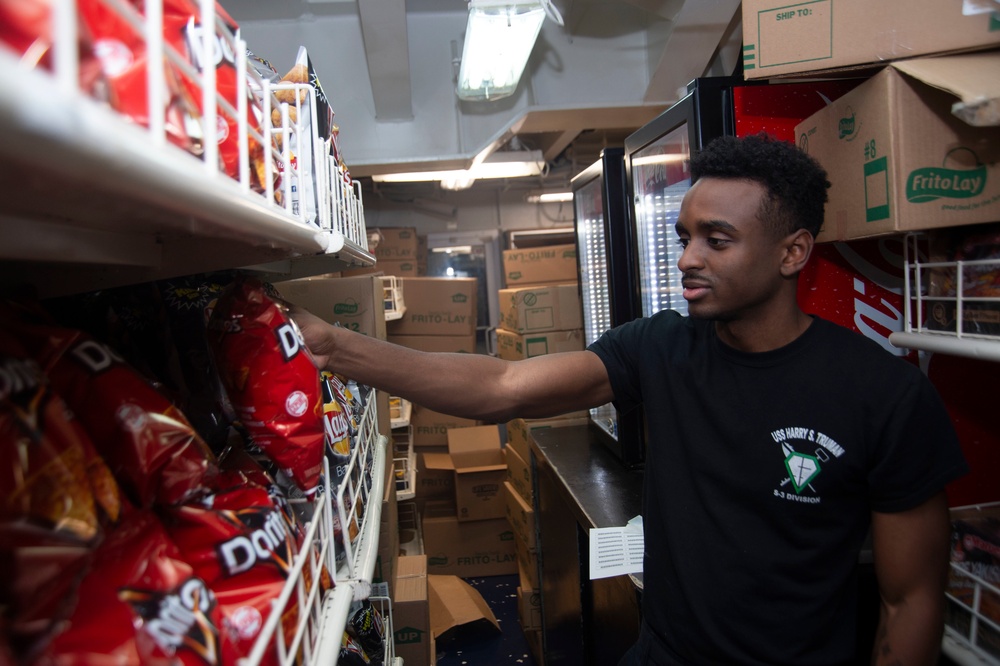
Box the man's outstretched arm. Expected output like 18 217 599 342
291 306 615 422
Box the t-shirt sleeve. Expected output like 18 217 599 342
587 318 648 413
867 373 969 513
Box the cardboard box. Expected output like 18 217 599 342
416 448 453 501
796 54 1000 242
372 226 419 261
741 0 1000 80
424 426 507 522
504 481 536 550
517 586 543 632
524 627 544 666
515 532 539 590
422 500 517 577
503 244 579 287
498 283 583 334
374 465 400 598
428 574 501 640
388 334 478 354
393 555 432 666
496 328 585 360
506 416 589 467
387 277 478 336
342 259 421 279
411 405 480 448
274 275 386 340
505 442 533 504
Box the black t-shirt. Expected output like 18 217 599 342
589 312 968 665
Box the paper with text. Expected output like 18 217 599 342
589 517 644 580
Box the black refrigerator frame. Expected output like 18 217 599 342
571 147 645 468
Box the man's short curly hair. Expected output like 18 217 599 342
689 133 830 239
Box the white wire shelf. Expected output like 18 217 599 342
890 233 1000 363
942 502 1000 665
382 275 407 321
0 0 373 298
241 391 389 666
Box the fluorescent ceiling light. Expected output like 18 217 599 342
457 1 546 101
526 190 573 203
371 150 545 189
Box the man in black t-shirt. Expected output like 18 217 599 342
292 134 967 665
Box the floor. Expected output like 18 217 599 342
434 574 537 666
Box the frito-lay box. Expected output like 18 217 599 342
796 53 1000 242
742 0 1000 80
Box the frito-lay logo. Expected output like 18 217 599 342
274 322 302 362
217 508 293 576
906 148 987 203
71 339 126 374
394 626 424 644
472 484 499 495
500 530 514 542
334 299 360 315
428 556 448 566
837 109 857 140
451 293 468 303
121 578 218 663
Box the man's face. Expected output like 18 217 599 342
674 177 788 322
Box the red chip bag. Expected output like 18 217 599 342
0 0 107 99
0 329 125 660
77 0 199 154
39 510 221 666
161 474 301 666
8 319 218 507
207 278 324 494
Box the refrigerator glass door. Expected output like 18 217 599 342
574 176 617 440
632 124 691 317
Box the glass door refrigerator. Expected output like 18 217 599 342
621 75 863 463
572 147 644 467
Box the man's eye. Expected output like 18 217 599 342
707 237 729 247
676 238 689 248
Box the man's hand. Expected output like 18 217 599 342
288 305 336 371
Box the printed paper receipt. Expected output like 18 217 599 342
589 518 644 580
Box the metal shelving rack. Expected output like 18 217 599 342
242 394 398 666
1 1 394 664
0 0 373 299
382 275 407 321
890 233 1000 363
390 396 416 501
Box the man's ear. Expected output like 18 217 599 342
780 229 814 278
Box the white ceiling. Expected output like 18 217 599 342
226 0 744 183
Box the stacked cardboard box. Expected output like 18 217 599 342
385 277 482 512
793 52 1000 243
345 226 421 278
495 282 585 360
274 274 392 438
741 0 1000 81
420 425 517 578
501 243 578 288
394 555 434 666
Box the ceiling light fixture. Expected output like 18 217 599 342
371 150 546 190
526 190 573 204
457 0 563 102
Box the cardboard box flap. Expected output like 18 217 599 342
422 451 455 472
428 574 501 640
447 425 504 467
891 53 1000 126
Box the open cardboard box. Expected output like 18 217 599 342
428 574 501 641
796 52 1000 242
423 425 507 522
